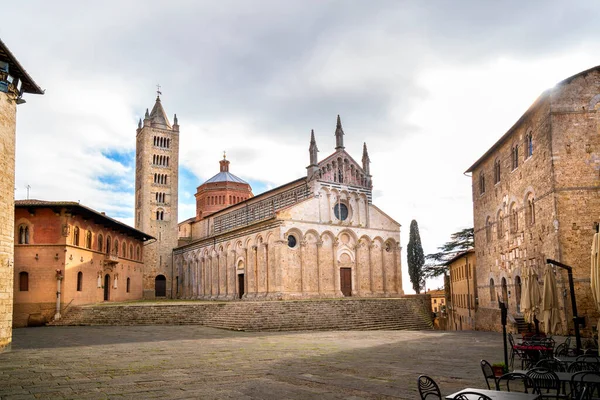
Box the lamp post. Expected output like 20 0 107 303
498 294 509 369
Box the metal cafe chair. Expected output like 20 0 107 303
480 360 496 390
570 371 600 400
535 358 567 372
417 374 442 400
525 368 562 400
451 391 493 400
509 332 530 369
568 361 600 373
496 372 540 394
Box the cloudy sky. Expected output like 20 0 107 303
4 1 600 293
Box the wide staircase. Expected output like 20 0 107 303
49 298 434 332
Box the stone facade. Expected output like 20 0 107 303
174 117 403 300
0 39 43 351
12 201 152 327
134 96 179 299
467 66 600 335
446 250 476 331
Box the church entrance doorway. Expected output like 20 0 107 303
238 274 245 299
340 268 352 297
104 274 110 301
155 275 166 297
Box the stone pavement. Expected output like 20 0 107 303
0 326 506 399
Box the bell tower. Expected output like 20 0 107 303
134 92 179 299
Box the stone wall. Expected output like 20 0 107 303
0 90 16 351
470 67 600 335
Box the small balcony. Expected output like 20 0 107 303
104 252 119 264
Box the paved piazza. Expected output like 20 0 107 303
1 326 505 399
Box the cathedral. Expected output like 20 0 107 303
136 102 405 300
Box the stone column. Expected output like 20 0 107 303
333 238 340 295
353 244 360 296
394 243 402 294
252 245 258 295
216 254 221 298
381 244 387 295
209 255 214 298
316 240 323 295
368 242 374 294
300 240 306 294
229 250 236 299
264 244 269 296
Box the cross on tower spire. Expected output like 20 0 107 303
156 83 162 97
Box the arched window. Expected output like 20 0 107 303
526 132 533 158
497 211 504 239
512 144 519 170
98 234 104 252
18 225 29 244
485 216 492 243
479 172 485 195
106 236 111 255
114 239 119 256
525 193 535 226
77 271 83 291
510 203 518 233
129 243 134 259
19 271 29 291
501 277 508 304
126 277 131 293
489 278 495 305
494 159 501 184
136 245 141 261
86 231 92 249
73 226 80 246
122 241 127 257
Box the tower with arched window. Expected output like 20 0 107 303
134 94 179 298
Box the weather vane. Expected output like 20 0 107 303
223 151 226 159
156 83 162 96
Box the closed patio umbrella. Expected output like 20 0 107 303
521 265 541 325
591 232 600 343
542 264 561 335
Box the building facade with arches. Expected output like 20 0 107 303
174 116 403 300
12 200 153 327
467 65 600 333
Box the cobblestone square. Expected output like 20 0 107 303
0 326 506 399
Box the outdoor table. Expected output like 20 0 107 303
555 356 600 365
445 388 541 400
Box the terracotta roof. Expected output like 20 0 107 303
443 248 475 266
15 199 154 241
0 38 43 95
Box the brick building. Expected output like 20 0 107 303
467 65 600 334
0 39 43 351
134 95 179 299
13 200 153 327
446 249 476 331
174 117 404 300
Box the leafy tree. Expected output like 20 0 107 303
423 227 474 278
407 219 425 294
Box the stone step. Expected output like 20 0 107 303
50 297 434 332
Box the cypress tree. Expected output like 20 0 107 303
407 219 425 294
